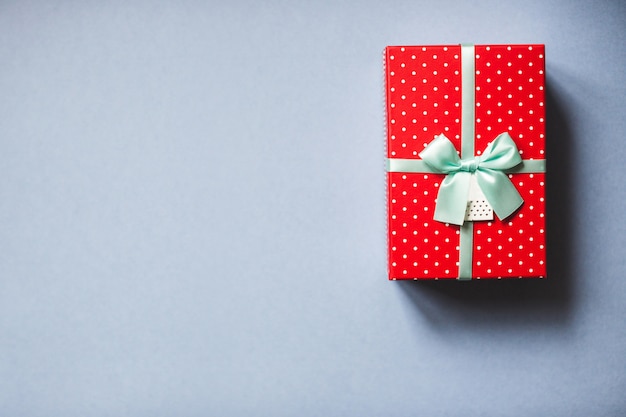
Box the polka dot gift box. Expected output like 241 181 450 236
385 44 546 280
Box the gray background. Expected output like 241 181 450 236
1 1 625 416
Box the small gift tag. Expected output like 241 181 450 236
464 175 494 221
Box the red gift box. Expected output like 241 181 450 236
385 44 547 280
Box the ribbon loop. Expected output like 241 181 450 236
419 132 524 226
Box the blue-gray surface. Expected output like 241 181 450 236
1 1 625 416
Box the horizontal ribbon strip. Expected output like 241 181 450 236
388 157 546 175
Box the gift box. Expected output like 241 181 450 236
385 44 546 280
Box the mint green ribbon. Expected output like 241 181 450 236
418 132 524 226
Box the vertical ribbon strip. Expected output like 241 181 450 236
461 44 476 160
458 44 476 280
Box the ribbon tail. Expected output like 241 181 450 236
477 169 523 221
433 172 472 226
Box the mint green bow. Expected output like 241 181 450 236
419 132 524 226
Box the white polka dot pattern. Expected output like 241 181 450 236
385 44 546 280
